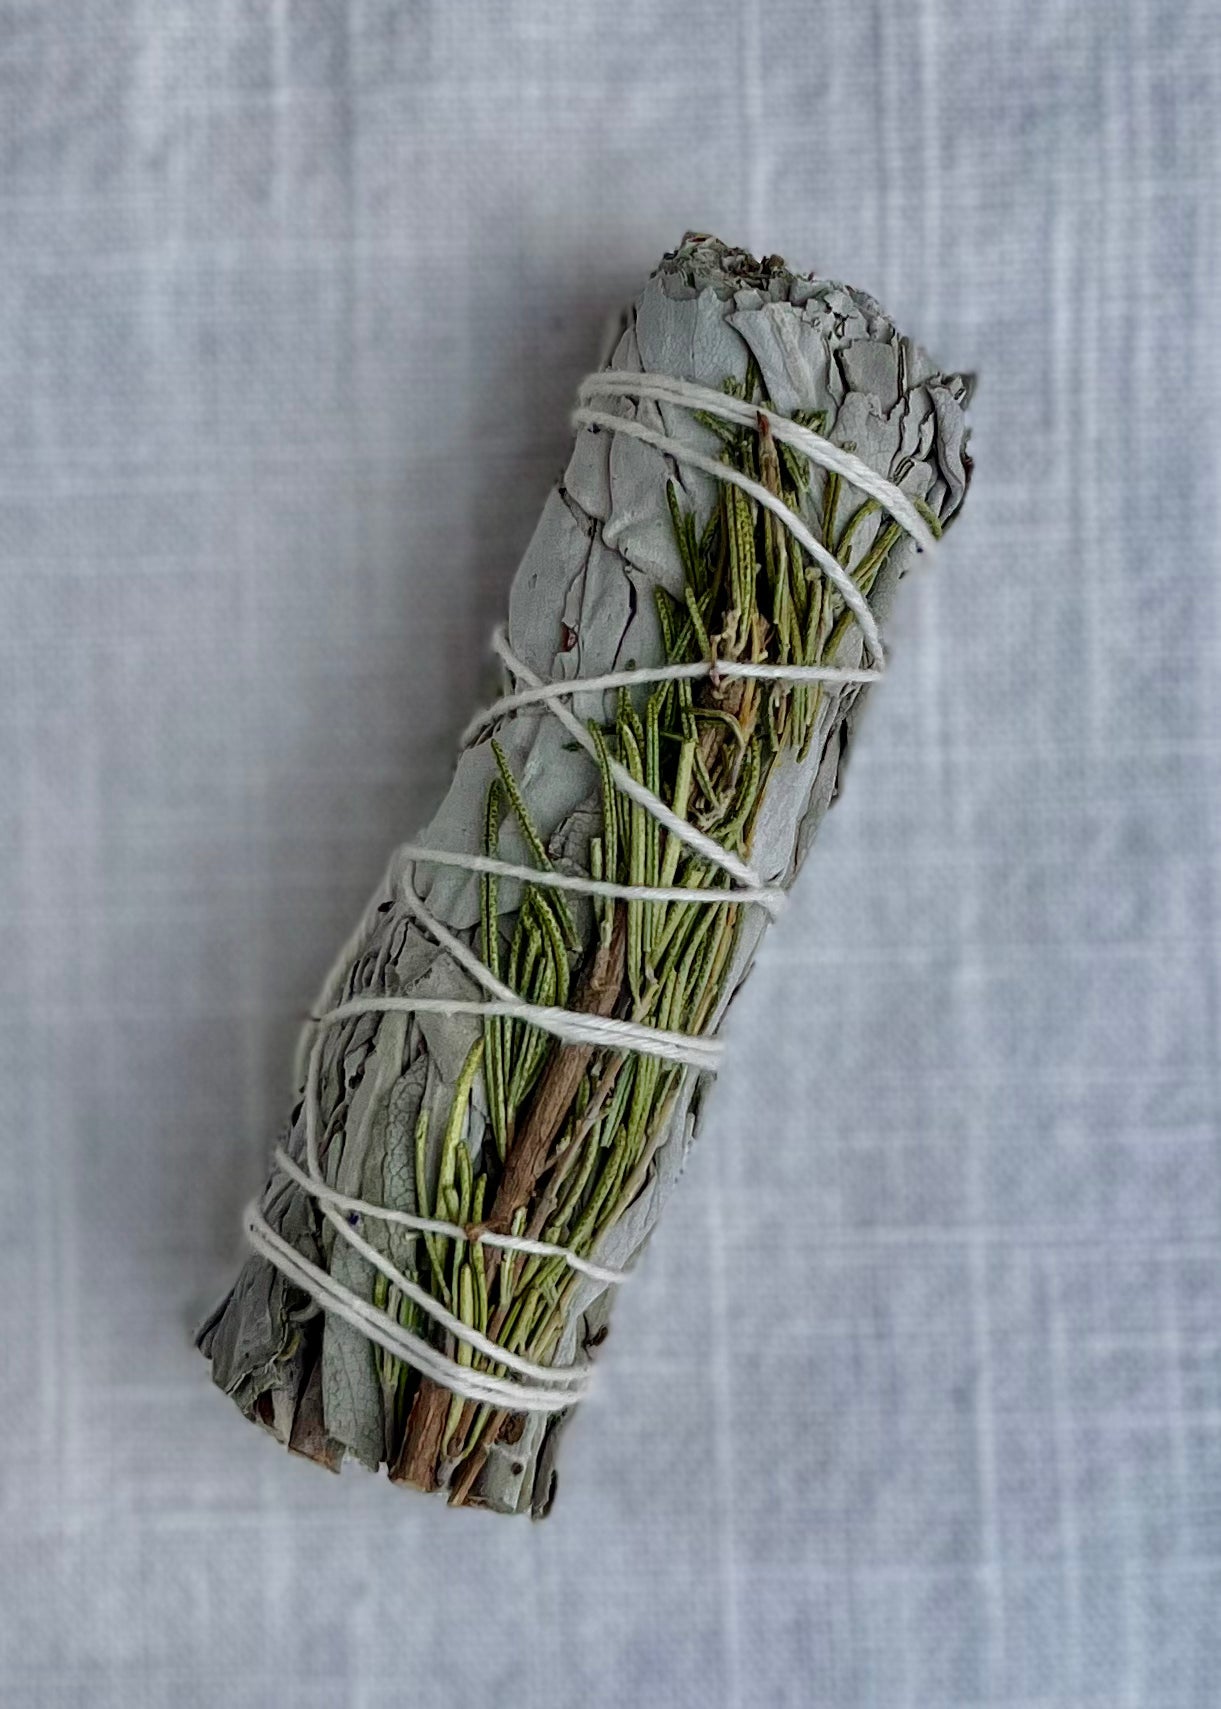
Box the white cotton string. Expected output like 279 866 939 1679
484 625 781 907
313 1196 587 1388
307 992 723 1074
244 1203 582 1412
577 371 939 555
572 406 886 663
397 842 777 910
272 1144 627 1286
252 370 929 1415
290 887 392 1094
459 655 881 746
391 857 709 1057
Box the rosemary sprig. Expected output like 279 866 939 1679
393 375 911 1495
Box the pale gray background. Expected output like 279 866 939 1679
2 3 1219 1706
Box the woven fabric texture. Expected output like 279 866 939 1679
2 3 1219 1705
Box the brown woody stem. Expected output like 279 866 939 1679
393 909 627 1492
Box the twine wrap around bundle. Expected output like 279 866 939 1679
200 235 973 1512
244 371 936 1414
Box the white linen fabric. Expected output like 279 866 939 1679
2 3 1218 1704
